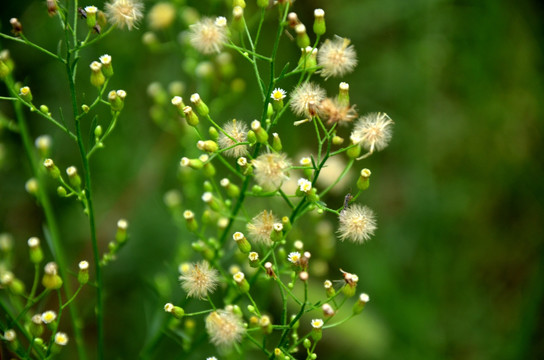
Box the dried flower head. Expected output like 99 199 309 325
179 261 219 299
205 309 245 347
247 210 279 246
350 112 394 153
338 204 376 244
317 36 357 79
218 119 248 157
189 17 228 55
290 82 326 117
252 153 291 190
319 97 357 125
105 0 144 30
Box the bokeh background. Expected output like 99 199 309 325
1 0 543 359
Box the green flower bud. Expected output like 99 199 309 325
197 140 218 153
183 210 198 232
246 130 257 145
99 54 113 78
57 186 67 197
270 222 283 242
357 168 371 190
25 178 39 196
251 120 268 143
108 90 126 112
259 315 273 335
257 0 269 8
164 303 185 319
77 260 89 284
202 192 221 212
180 156 203 170
310 319 323 341
303 338 311 349
233 232 251 253
313 9 326 35
208 126 219 140
115 219 128 244
203 161 216 178
89 61 105 88
232 6 245 32
43 158 60 179
85 6 98 28
295 24 311 48
347 142 361 159
39 104 50 115
324 279 335 298
82 104 90 113
19 86 32 102
332 135 344 145
190 93 209 116
338 82 350 107
353 293 370 314
183 106 199 126
30 315 44 337
272 132 282 152
27 237 43 264
248 251 259 267
66 166 81 189
42 262 63 290
233 271 250 293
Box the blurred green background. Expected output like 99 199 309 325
1 0 543 359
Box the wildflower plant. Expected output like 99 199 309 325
0 0 395 359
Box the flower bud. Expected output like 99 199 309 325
257 0 269 8
233 232 251 253
35 135 52 158
233 271 250 293
85 6 98 28
259 315 272 334
313 9 326 36
324 279 335 298
251 120 268 143
30 315 44 337
28 237 43 264
42 262 63 290
99 54 113 78
232 6 245 32
116 219 128 244
274 348 284 360
248 251 259 267
347 142 361 159
221 178 240 198
25 178 39 197
108 90 126 112
57 186 67 197
272 132 282 152
66 166 81 189
353 293 370 314
89 61 105 88
202 192 221 212
264 261 276 278
332 135 344 145
357 168 371 190
180 156 203 170
164 303 185 319
197 140 218 153
322 303 335 317
303 338 311 349
51 332 68 354
246 129 257 145
310 319 323 341
270 222 283 242
183 210 198 232
78 260 89 284
190 93 209 116
19 86 32 102
338 82 350 107
46 0 58 16
288 12 299 28
295 24 310 49
183 106 199 126
208 126 219 140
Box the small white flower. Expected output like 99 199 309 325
270 88 287 101
288 251 301 264
297 178 312 193
311 318 324 329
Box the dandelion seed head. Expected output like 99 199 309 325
252 153 291 190
247 210 278 246
337 204 376 244
350 112 394 153
189 17 228 55
205 309 245 347
105 0 144 31
290 82 326 117
179 261 219 299
317 36 357 79
218 120 248 158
